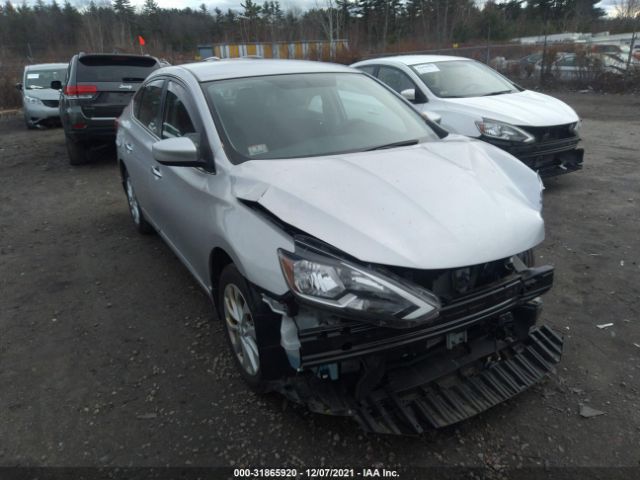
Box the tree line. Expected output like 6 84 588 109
0 0 635 63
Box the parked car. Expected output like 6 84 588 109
115 59 562 434
535 51 633 81
57 53 162 165
352 55 584 178
513 52 543 78
15 63 67 129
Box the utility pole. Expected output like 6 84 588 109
540 16 549 88
486 24 491 64
625 18 637 85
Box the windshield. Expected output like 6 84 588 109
24 68 66 90
412 60 519 98
203 72 438 161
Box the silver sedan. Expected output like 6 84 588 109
116 59 561 434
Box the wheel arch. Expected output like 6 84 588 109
209 247 235 304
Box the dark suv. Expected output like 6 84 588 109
57 53 161 165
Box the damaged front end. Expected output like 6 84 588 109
260 236 562 435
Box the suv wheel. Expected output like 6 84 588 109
65 136 89 165
218 264 268 392
123 171 154 234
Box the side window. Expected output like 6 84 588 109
377 66 416 94
135 79 164 135
357 65 377 75
557 56 576 67
161 85 197 144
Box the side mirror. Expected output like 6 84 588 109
152 137 204 167
421 111 442 125
400 88 416 102
50 80 62 90
15 83 23 91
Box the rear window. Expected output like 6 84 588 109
77 56 158 83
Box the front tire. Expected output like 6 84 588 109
218 264 269 392
24 114 36 130
123 170 154 234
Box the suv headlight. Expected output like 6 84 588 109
24 96 43 105
475 118 535 143
278 246 440 328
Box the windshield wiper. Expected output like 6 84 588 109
365 139 419 151
482 90 514 96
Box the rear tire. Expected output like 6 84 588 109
123 170 154 234
218 263 269 392
66 136 89 165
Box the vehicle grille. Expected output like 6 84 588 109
484 123 580 160
42 100 59 108
519 123 576 142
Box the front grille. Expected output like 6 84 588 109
42 100 59 108
388 258 514 303
518 123 576 142
483 123 580 162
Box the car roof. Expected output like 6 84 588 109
25 63 68 70
355 55 468 66
172 58 358 82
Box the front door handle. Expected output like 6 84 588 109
124 142 133 152
152 166 162 179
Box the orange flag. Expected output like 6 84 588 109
138 35 146 46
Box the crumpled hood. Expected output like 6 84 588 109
445 90 579 127
23 88 61 101
232 136 544 269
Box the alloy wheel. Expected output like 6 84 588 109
223 283 259 375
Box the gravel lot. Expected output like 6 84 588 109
1 93 639 476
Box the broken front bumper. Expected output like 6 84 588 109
280 325 563 435
265 264 562 434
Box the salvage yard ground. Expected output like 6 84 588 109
0 93 639 473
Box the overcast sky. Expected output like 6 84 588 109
114 0 619 16
131 0 320 12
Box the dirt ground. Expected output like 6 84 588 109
1 93 639 477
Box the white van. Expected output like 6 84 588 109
352 55 583 177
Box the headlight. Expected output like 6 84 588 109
24 96 43 105
278 246 440 328
475 118 535 143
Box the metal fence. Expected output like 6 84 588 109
364 41 640 92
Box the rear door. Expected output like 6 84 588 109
122 78 166 221
75 55 159 119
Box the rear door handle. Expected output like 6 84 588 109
124 143 133 152
152 166 162 179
